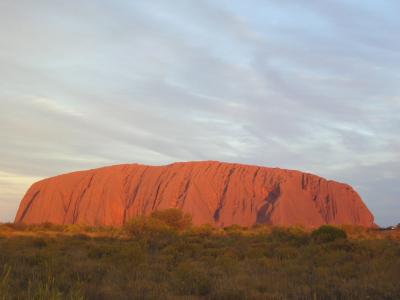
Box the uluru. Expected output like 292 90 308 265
15 161 375 228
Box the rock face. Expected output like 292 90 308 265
15 161 375 227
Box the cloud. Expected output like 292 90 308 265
31 97 84 117
0 0 399 225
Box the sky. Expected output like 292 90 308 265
0 0 399 226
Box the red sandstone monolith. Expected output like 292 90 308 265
15 161 375 227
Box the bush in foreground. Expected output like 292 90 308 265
311 225 347 243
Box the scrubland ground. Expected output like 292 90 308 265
0 212 399 300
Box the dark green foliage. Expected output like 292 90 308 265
173 262 212 296
31 237 48 248
0 220 399 299
311 225 347 243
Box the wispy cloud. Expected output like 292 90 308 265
0 0 399 225
31 97 83 117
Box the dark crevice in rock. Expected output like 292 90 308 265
17 191 40 222
256 184 281 224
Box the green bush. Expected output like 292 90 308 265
125 217 170 237
31 237 48 248
268 226 309 245
188 224 215 237
174 262 212 296
311 225 347 243
124 215 175 239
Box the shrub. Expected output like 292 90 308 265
38 222 64 232
174 262 212 296
150 208 192 231
268 226 309 245
311 225 347 243
87 245 114 259
124 215 175 239
188 223 217 237
31 237 48 248
223 224 247 236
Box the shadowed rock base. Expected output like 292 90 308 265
15 161 375 228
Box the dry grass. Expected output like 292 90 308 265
1 221 399 240
0 220 399 299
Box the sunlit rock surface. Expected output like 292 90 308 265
15 161 375 228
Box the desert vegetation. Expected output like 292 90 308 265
0 210 399 299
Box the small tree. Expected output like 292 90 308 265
124 208 192 239
311 225 347 243
150 208 192 231
124 215 173 239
